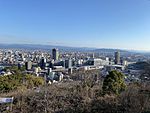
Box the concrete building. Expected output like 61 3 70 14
87 58 109 66
47 68 52 75
52 48 59 61
25 61 32 70
68 68 73 75
40 57 46 69
49 60 54 69
114 51 120 64
65 59 72 69
106 65 125 71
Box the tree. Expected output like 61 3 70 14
102 70 126 95
25 74 44 88
0 74 44 92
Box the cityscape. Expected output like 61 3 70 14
0 0 150 113
0 47 149 83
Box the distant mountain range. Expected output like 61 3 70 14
92 48 128 53
0 43 148 54
0 44 94 52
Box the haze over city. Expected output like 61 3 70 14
0 0 150 50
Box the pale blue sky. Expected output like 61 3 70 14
0 0 150 50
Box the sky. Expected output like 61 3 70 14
0 0 150 50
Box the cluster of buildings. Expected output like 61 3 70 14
0 48 148 83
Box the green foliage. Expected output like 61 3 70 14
0 74 44 92
0 74 22 92
0 66 44 92
4 66 21 75
25 74 44 88
0 79 150 113
102 70 126 95
20 65 26 71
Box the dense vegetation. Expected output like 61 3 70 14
0 74 44 92
0 68 150 113
0 80 150 113
102 70 126 95
0 66 44 92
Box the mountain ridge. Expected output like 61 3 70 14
0 43 147 54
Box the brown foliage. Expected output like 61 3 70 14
0 77 150 113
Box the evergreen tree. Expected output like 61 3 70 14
102 70 126 95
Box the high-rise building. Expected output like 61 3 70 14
47 68 52 75
92 53 95 58
114 51 120 64
52 48 59 61
40 57 46 69
49 60 54 69
25 61 32 70
120 57 124 65
65 59 72 69
68 68 73 75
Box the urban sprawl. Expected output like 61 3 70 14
0 48 149 84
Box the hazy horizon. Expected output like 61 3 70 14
0 42 150 52
0 0 150 51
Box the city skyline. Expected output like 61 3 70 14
0 0 150 50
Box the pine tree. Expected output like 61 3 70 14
102 70 126 95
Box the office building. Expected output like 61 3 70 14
65 59 72 68
52 48 59 61
49 60 54 69
114 51 120 64
87 58 109 66
47 68 52 75
68 68 73 75
25 61 32 70
40 57 46 69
